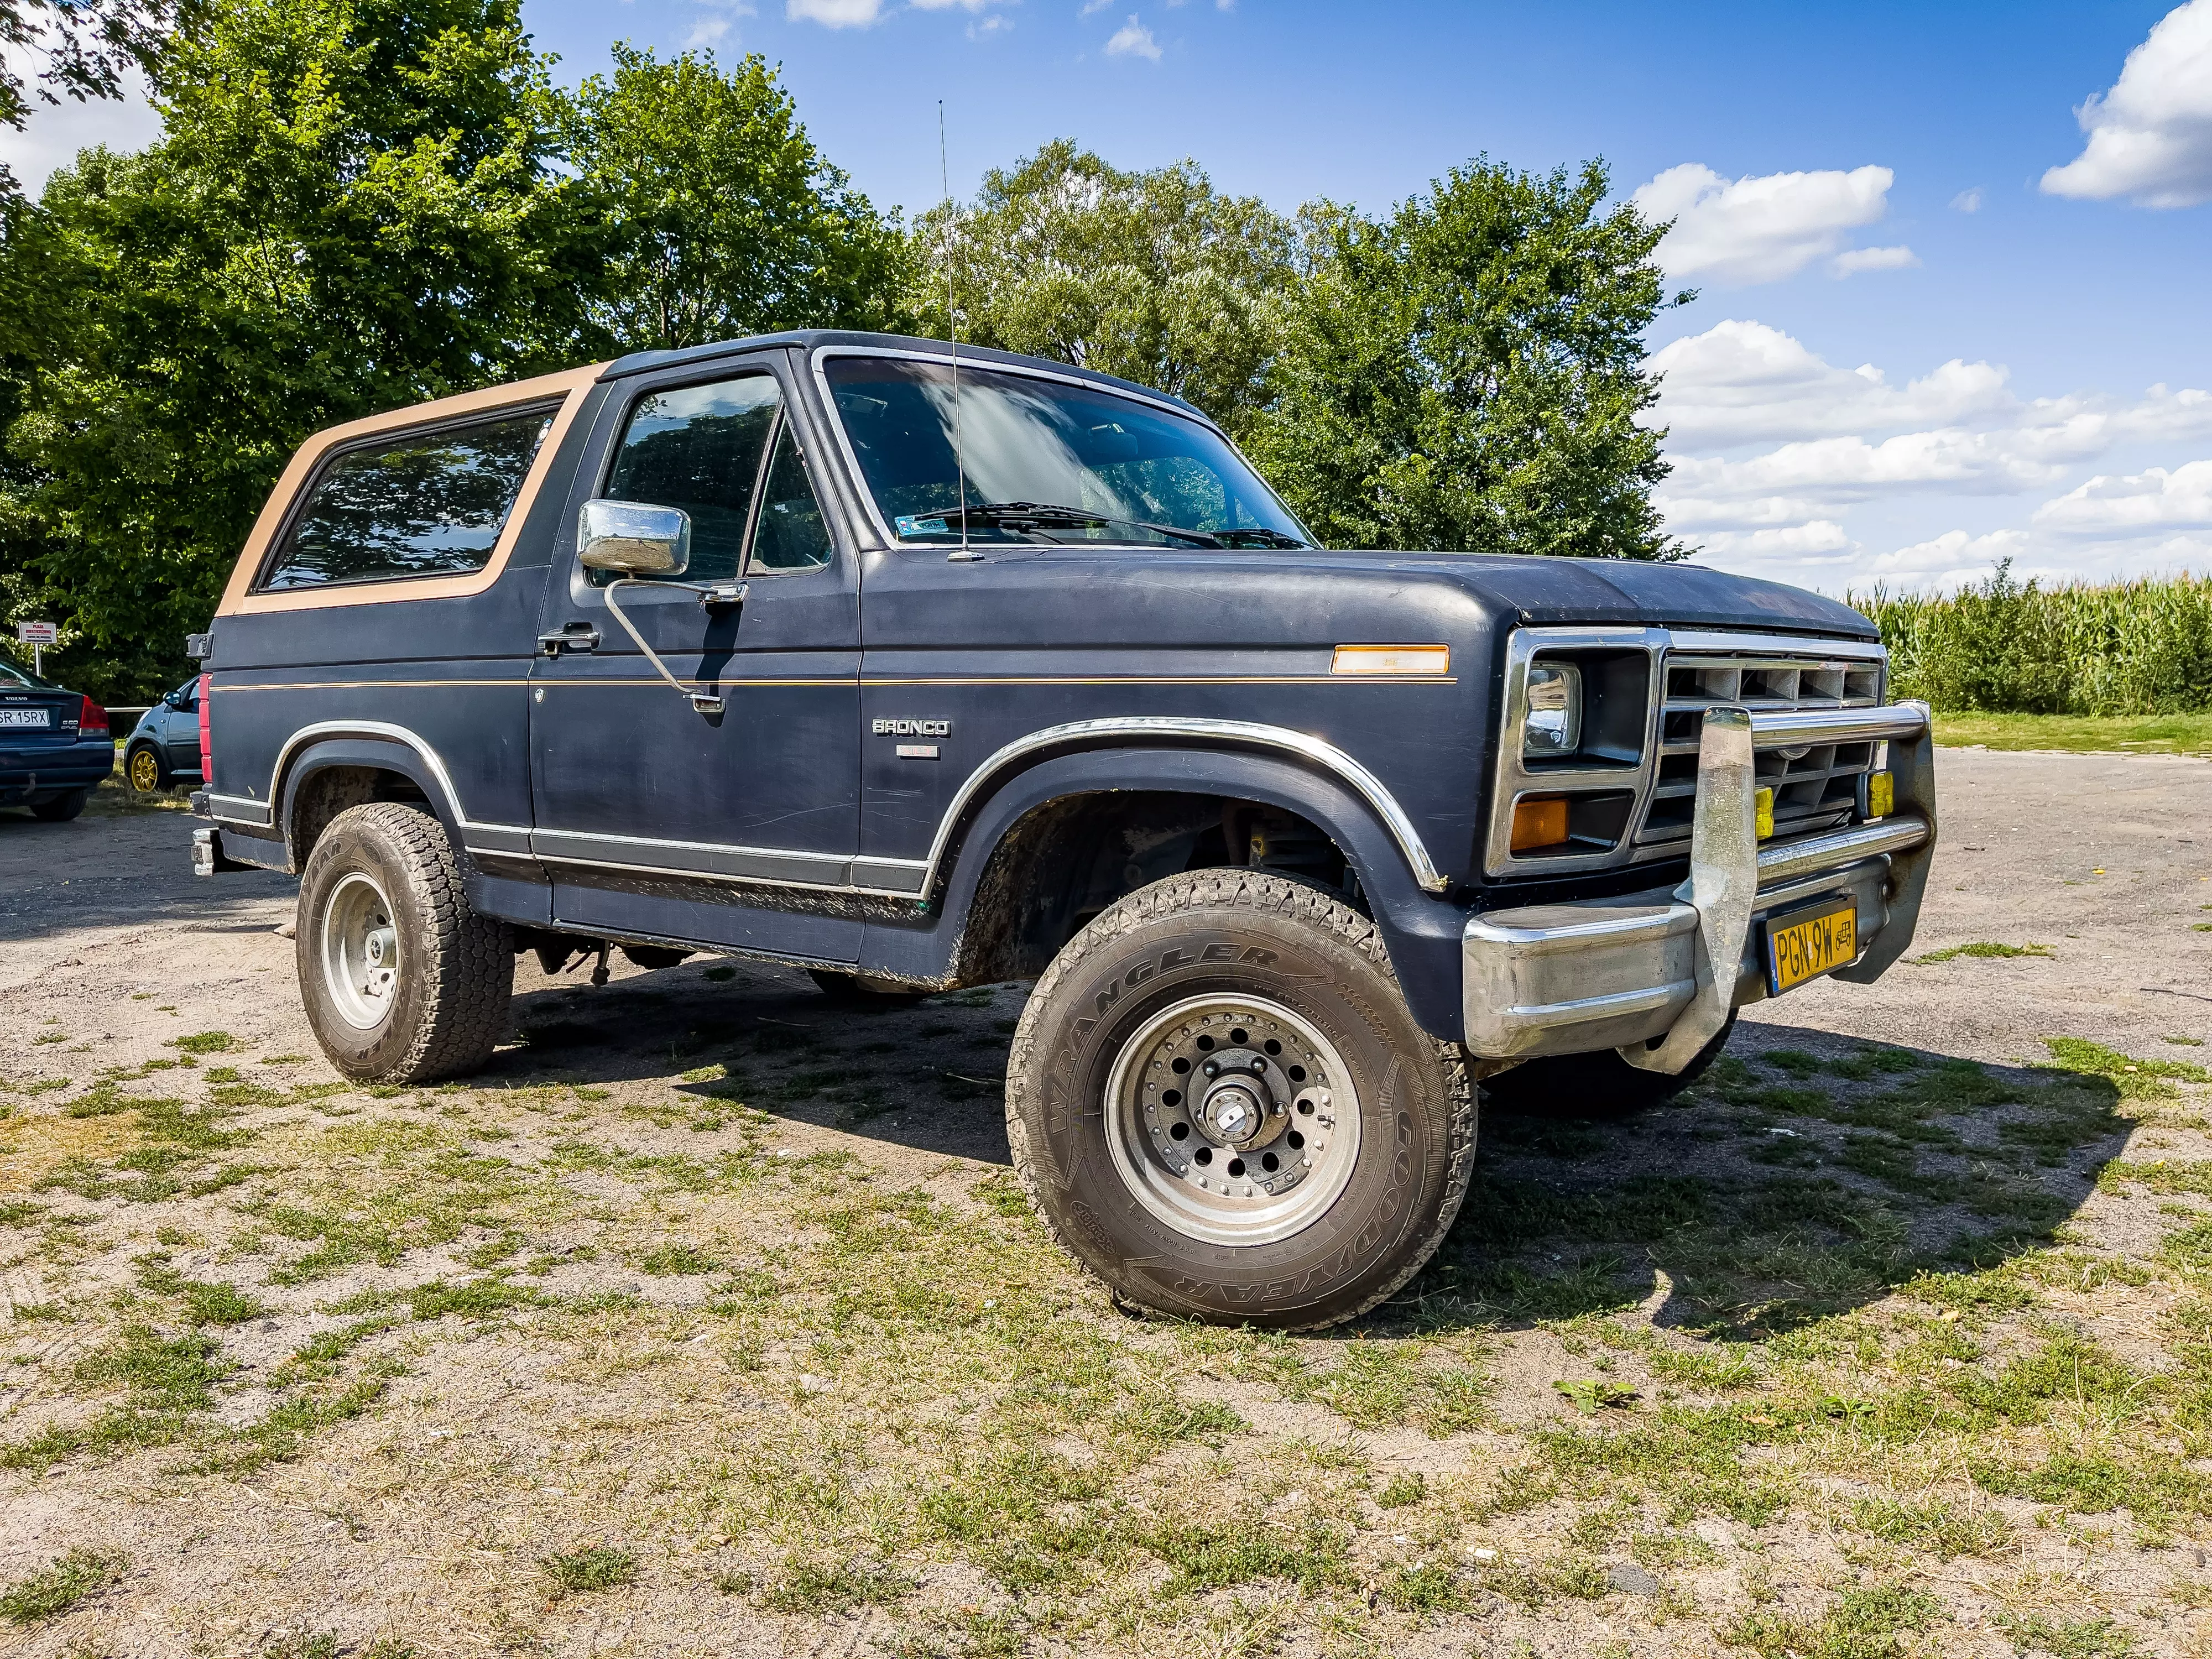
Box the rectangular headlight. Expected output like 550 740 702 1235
1522 662 1582 757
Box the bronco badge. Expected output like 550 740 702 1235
872 718 951 737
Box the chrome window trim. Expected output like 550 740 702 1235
1485 625 1890 879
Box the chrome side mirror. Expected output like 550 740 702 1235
578 499 691 576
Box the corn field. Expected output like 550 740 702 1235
1849 562 2212 714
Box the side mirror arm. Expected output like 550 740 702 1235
597 578 743 717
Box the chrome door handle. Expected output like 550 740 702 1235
537 624 600 655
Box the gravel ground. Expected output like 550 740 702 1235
0 748 2205 1659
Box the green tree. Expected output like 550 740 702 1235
912 140 1297 437
1 0 186 198
1248 156 1689 557
0 0 591 698
565 44 910 353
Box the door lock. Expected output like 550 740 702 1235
537 623 601 656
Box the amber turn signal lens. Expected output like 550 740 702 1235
1755 786 1775 841
1509 796 1571 853
1330 644 1450 676
1867 771 1893 818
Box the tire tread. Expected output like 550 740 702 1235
1005 868 1477 1329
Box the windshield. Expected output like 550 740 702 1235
822 356 1312 549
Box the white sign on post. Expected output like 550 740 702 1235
15 621 58 675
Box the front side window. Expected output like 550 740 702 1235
823 356 1312 550
260 410 551 591
601 374 781 583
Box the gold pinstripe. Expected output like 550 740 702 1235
216 674 1457 691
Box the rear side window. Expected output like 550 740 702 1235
259 410 551 591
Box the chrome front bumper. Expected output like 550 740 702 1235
1463 700 1937 1070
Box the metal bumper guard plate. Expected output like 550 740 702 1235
1461 701 1937 1072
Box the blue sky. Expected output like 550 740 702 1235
8 0 2210 592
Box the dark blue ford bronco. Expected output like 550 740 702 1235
188 331 1936 1328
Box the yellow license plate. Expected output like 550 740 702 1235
1765 900 1857 995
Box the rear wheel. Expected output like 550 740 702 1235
1480 1014 1738 1119
127 744 168 793
29 788 90 822
1007 869 1477 1331
297 802 512 1082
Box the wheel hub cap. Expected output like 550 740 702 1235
320 871 401 1031
1104 994 1360 1247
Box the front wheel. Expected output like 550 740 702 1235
297 802 512 1082
126 744 169 793
1006 869 1477 1331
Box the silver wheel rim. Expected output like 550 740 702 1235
1104 993 1361 1247
321 870 401 1031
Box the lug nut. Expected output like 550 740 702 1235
1202 1060 1219 1077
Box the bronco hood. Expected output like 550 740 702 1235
1335 550 1878 639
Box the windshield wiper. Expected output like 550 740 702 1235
903 501 1224 549
1209 528 1308 549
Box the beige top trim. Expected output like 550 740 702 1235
216 364 608 617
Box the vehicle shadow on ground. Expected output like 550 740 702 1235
1411 1021 2130 1342
481 957 2132 1345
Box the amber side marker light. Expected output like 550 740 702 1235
1331 644 1450 676
1755 786 1775 841
1510 796 1571 853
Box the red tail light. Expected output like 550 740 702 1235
197 674 212 782
80 695 108 735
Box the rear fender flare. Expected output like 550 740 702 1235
276 735 468 871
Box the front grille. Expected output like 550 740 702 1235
1639 649 1885 846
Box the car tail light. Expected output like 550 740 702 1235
197 674 212 781
80 695 108 735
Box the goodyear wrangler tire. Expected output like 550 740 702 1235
297 802 512 1083
1006 869 1477 1331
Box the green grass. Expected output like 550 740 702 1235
540 1545 639 1595
0 1548 127 1624
1933 712 2212 754
1912 941 2054 963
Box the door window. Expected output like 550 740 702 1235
747 423 833 573
259 409 552 591
601 374 782 585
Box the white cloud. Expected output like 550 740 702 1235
2033 460 2212 534
1631 163 1899 285
685 14 734 45
1081 0 1111 12
1650 320 2012 447
1949 186 1983 213
1831 244 1918 276
2042 0 2212 207
1695 521 1856 561
1105 13 1160 57
787 0 883 23
968 11 1010 32
789 0 1006 23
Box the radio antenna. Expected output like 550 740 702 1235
939 101 976 562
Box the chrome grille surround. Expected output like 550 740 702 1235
1485 625 1890 878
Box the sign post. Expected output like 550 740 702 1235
16 621 58 677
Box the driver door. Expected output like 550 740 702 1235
526 358 863 960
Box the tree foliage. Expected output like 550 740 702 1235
1247 157 1688 559
0 0 185 196
565 44 910 353
911 140 1297 438
0 9 909 699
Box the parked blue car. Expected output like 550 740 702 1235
0 657 111 821
124 677 207 794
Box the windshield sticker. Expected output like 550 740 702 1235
895 514 950 537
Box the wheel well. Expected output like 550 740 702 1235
950 792 1359 984
289 765 435 863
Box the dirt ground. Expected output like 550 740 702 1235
1 748 2208 1658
